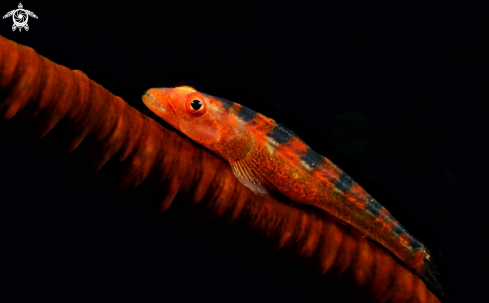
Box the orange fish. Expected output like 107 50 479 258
142 86 443 295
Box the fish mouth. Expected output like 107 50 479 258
142 88 180 130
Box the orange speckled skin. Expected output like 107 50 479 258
143 86 443 296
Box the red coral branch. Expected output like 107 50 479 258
0 35 441 303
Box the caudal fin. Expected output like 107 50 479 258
420 251 445 297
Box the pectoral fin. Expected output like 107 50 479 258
229 154 270 197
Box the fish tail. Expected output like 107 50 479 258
419 250 444 297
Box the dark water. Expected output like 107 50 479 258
1 1 487 302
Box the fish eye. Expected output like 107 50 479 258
184 92 207 117
190 100 203 111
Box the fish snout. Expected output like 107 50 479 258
142 88 180 130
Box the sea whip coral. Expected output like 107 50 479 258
0 35 441 303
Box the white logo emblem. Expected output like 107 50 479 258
3 3 38 32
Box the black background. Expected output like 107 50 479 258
1 1 487 302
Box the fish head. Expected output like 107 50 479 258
143 86 226 149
